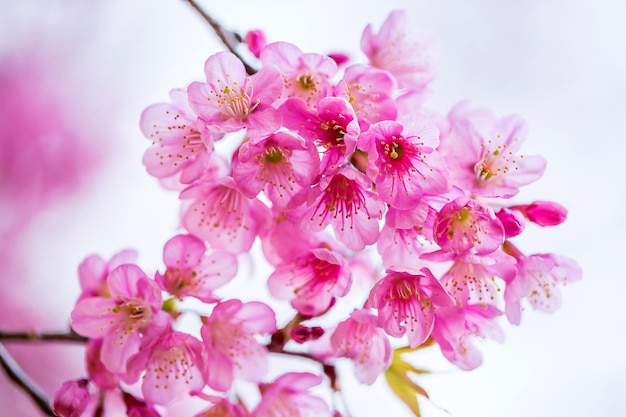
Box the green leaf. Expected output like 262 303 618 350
384 347 431 416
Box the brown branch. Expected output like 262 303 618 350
0 343 55 416
0 329 87 343
184 0 257 74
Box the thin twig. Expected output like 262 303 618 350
184 0 257 74
0 343 55 416
0 329 87 343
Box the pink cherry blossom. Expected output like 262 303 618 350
431 304 504 370
181 176 271 254
71 264 169 374
126 331 207 405
361 10 439 90
359 114 451 209
334 63 397 130
187 51 283 138
260 41 337 107
141 88 215 185
85 339 121 390
245 29 267 58
330 309 392 384
299 167 384 251
432 196 505 255
201 300 276 391
78 249 138 301
155 234 237 303
438 251 516 307
440 102 547 198
504 253 582 325
233 131 320 211
280 96 360 174
511 200 568 226
252 373 331 417
268 247 351 316
496 207 526 238
52 379 90 417
367 268 454 347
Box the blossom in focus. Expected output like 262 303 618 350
252 373 331 417
188 51 283 138
71 264 169 374
367 268 454 347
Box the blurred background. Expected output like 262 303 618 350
0 0 624 416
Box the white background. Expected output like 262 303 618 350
1 1 625 416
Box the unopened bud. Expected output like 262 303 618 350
245 30 267 58
52 379 90 417
514 201 568 226
496 208 525 237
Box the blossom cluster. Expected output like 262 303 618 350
56 10 581 417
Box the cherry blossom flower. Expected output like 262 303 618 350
367 268 454 347
334 64 397 130
126 331 207 405
330 309 392 384
181 177 271 254
504 253 582 325
280 96 360 174
361 10 439 90
432 196 505 255
299 167 384 251
440 102 547 198
359 114 450 209
141 88 216 185
268 247 351 316
260 42 337 107
252 373 331 417
233 131 320 211
201 300 276 391
71 264 169 374
155 234 237 302
188 51 283 138
77 249 138 301
431 304 504 370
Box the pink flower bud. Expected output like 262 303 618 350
123 393 162 417
496 208 526 237
245 29 267 57
52 379 90 417
290 325 325 343
327 52 350 66
524 201 568 226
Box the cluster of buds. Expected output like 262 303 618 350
56 9 581 417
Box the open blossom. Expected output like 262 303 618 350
299 167 384 251
233 131 320 211
504 253 582 325
330 309 392 384
334 63 398 130
433 196 505 255
280 96 360 174
155 234 237 302
252 373 331 417
359 114 450 209
361 10 439 90
78 249 138 301
201 300 276 391
431 304 504 370
440 102 547 198
268 247 351 316
71 264 169 374
188 51 283 138
140 88 215 185
367 268 454 347
126 331 207 405
260 41 337 107
181 177 271 254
